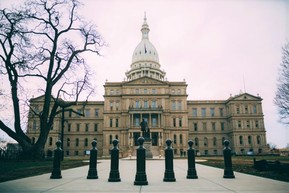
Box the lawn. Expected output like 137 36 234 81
0 159 89 182
197 155 289 182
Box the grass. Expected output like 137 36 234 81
0 159 89 182
197 156 289 182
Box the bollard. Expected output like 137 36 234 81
87 140 98 179
50 140 62 179
163 138 176 182
108 139 121 182
187 140 198 179
134 137 148 185
223 140 235 178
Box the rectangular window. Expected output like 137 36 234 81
255 120 259 128
110 102 113 110
253 105 257 114
179 118 182 127
245 105 248 114
194 123 198 131
236 106 240 114
110 119 113 127
152 101 156 108
219 108 224 117
144 89 147 94
172 101 176 110
173 118 176 127
152 89 156 94
116 102 119 111
75 151 79 156
202 122 207 130
76 123 80 132
144 101 148 108
193 108 197 117
135 101 140 108
201 108 206 117
246 120 250 128
85 109 90 117
152 117 157 127
94 123 98 132
210 108 215 117
238 121 242 128
116 118 119 127
221 122 225 131
85 123 89 132
95 109 99 117
135 89 139 94
178 101 182 110
68 123 71 132
135 117 140 127
212 122 216 130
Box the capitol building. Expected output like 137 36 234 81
27 16 267 157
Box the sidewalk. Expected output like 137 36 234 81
0 159 288 193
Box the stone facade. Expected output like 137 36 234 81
26 15 267 157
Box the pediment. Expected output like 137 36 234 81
228 93 262 101
124 77 167 85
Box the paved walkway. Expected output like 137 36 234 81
0 159 288 193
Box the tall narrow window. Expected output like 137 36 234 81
204 137 208 146
178 101 182 110
49 137 53 146
94 123 98 132
194 123 198 131
85 123 89 132
110 102 113 110
172 101 176 110
179 118 182 127
173 118 176 127
76 123 80 132
68 123 71 132
257 136 261 144
211 122 216 130
239 136 243 145
213 137 217 146
173 134 177 144
202 122 207 130
221 122 225 131
135 101 140 108
85 109 90 117
248 136 252 145
75 138 79 147
255 120 259 128
109 135 113 144
152 101 156 108
201 108 206 117
253 105 257 114
195 138 199 146
179 134 183 144
110 119 113 127
84 138 88 147
193 108 197 117
95 109 99 117
210 108 215 117
67 138 70 147
144 101 148 108
116 118 119 127
219 108 224 117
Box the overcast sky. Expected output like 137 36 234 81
1 0 289 148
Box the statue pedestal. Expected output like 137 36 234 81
144 140 153 159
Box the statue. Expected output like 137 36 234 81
140 119 150 140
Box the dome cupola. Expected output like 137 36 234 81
126 13 166 81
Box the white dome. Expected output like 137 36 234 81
126 14 165 81
132 38 159 64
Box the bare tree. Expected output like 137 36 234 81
0 0 103 159
275 42 289 124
